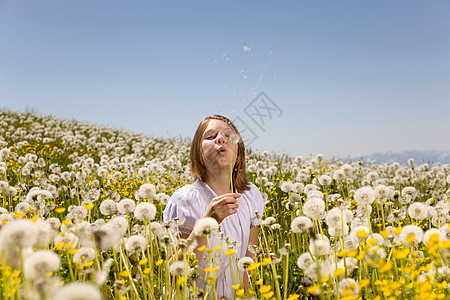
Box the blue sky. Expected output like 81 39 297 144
1 0 449 157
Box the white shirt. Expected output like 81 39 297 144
163 180 264 299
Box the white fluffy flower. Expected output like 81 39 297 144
134 202 157 221
304 260 332 281
423 228 443 246
399 225 423 247
280 181 293 193
238 257 254 271
374 185 392 200
340 164 353 176
52 283 101 300
138 183 157 199
354 186 375 206
303 198 325 219
125 235 147 254
309 238 331 256
325 208 347 228
401 186 417 199
291 216 313 233
338 278 359 296
318 175 332 186
333 169 346 181
99 199 117 216
293 182 304 194
193 217 219 236
117 198 136 214
408 202 428 220
24 250 61 280
297 252 314 270
73 247 96 264
169 260 185 276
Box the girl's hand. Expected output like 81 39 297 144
203 193 241 224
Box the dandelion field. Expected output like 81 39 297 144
0 109 450 300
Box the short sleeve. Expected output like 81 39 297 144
248 184 265 227
163 187 201 234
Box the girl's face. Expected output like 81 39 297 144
201 119 238 170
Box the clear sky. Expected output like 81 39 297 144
1 0 449 158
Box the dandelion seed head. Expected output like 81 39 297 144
138 183 157 199
193 217 219 237
169 260 185 276
399 225 423 246
117 198 136 214
303 198 325 219
280 181 293 193
24 250 61 280
309 238 331 256
52 283 101 300
338 278 359 296
125 235 147 254
305 260 332 281
318 175 332 186
408 202 428 220
237 257 254 271
291 216 313 233
73 247 96 264
134 202 157 221
354 186 375 206
297 252 314 270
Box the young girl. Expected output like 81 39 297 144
163 115 264 299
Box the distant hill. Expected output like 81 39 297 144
346 150 450 165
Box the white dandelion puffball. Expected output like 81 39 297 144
73 247 96 264
340 164 353 176
318 175 332 186
24 250 61 280
169 260 185 276
305 260 332 281
423 228 443 246
238 256 255 271
399 225 423 247
280 181 294 193
134 202 157 221
52 283 101 300
303 198 325 219
293 182 304 193
309 238 331 256
117 198 136 214
408 202 428 220
338 278 359 296
106 216 129 236
138 183 157 199
291 216 313 233
325 208 347 228
99 199 117 216
401 186 417 199
125 235 147 254
193 217 219 236
333 169 346 181
374 185 392 200
354 186 375 206
297 252 314 270
0 219 38 249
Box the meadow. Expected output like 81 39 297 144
0 109 449 300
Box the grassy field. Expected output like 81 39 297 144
0 108 449 300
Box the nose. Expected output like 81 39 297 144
215 132 227 144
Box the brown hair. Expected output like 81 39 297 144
190 115 251 192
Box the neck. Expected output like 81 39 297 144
205 167 233 196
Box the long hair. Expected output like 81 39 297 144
190 115 250 192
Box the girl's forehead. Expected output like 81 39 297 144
204 119 232 131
